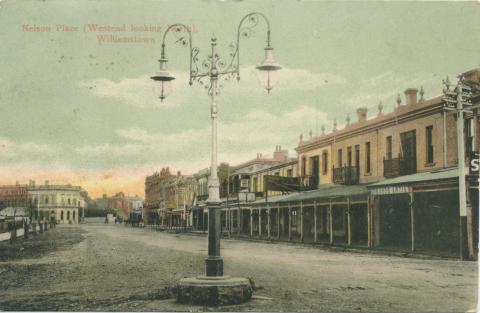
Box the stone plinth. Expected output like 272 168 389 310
177 276 252 306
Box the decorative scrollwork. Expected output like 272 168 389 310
240 14 259 38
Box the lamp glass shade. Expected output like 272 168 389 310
256 47 281 93
151 79 173 102
150 58 175 101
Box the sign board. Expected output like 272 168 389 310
238 192 256 202
469 151 480 176
370 185 411 196
470 151 480 188
264 175 302 192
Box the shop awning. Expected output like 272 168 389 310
248 184 369 205
368 168 458 188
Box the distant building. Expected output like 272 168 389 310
108 192 129 217
0 182 28 208
127 195 143 214
144 167 174 225
27 180 86 224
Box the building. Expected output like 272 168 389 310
191 147 299 233
211 68 479 260
0 182 28 208
27 180 86 224
191 163 232 231
108 192 129 217
144 168 196 227
144 167 173 225
127 195 143 214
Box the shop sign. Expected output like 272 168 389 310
470 151 480 176
370 185 411 195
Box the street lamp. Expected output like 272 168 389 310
150 12 280 305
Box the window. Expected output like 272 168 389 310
365 142 371 173
386 136 392 160
347 147 352 167
337 149 343 167
426 125 434 164
287 169 293 177
301 156 306 177
322 151 328 174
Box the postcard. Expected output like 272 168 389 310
0 0 478 312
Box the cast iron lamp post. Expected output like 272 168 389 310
150 12 280 304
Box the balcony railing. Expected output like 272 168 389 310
383 156 416 178
333 166 359 185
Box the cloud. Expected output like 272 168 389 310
75 105 330 171
0 137 56 158
79 66 345 108
78 71 192 108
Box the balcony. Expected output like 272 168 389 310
383 157 416 178
333 166 359 185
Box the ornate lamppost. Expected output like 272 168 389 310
150 12 281 305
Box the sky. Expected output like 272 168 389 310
0 0 479 198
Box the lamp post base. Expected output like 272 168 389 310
176 276 252 305
205 256 223 276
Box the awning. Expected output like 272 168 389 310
368 168 458 188
249 184 369 205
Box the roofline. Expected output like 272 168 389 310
296 97 444 153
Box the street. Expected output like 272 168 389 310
0 222 477 312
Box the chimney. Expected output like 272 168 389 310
177 170 181 177
356 107 368 123
404 88 418 105
273 146 288 161
45 180 49 186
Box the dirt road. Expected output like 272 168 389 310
0 223 477 312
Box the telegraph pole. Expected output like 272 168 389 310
443 76 473 260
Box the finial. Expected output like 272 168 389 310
378 101 383 115
309 129 313 138
321 124 325 135
346 113 350 126
396 94 402 107
419 86 424 101
333 118 337 131
443 76 451 94
299 133 303 142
